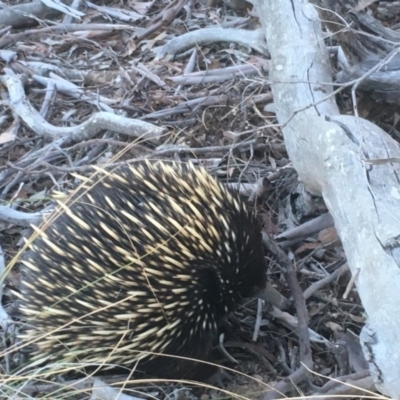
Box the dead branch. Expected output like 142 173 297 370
303 262 349 300
276 212 335 244
169 62 267 85
155 27 268 60
0 0 74 29
0 22 134 49
1 71 164 142
311 0 400 104
255 0 400 397
85 1 143 22
135 0 188 42
0 206 52 227
313 370 375 400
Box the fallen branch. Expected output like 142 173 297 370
0 0 74 29
255 0 400 397
1 70 165 143
169 62 267 85
311 0 400 104
155 27 268 60
135 0 187 43
276 212 335 246
0 206 52 227
303 262 349 300
0 22 134 48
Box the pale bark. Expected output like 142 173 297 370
254 0 400 397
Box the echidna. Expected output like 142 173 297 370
17 160 266 379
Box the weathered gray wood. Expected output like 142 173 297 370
311 0 400 103
254 0 400 397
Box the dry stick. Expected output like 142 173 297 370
0 247 13 375
63 0 83 24
303 262 349 300
39 81 56 118
1 147 67 198
0 69 163 196
314 376 375 400
0 243 15 373
315 369 370 394
177 63 267 78
1 70 164 141
74 142 106 167
135 0 187 42
0 206 52 227
20 60 133 86
155 27 267 60
169 63 265 85
142 94 229 119
91 378 143 400
313 369 375 400
0 0 73 29
276 212 334 245
269 306 329 345
0 140 266 195
24 140 266 174
154 139 267 156
65 138 150 152
343 268 361 299
259 282 291 310
143 88 275 121
85 1 143 22
1 171 25 199
133 63 169 89
0 23 134 48
34 74 115 111
261 233 313 400
227 176 272 201
225 341 277 374
252 298 265 341
175 48 197 95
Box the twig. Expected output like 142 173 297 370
135 0 187 42
169 63 266 85
261 233 313 400
0 22 134 48
343 268 360 299
39 81 57 118
303 262 349 300
1 71 165 142
252 298 265 342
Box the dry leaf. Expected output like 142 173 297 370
261 212 279 235
123 39 137 57
353 0 379 12
294 241 319 255
0 131 16 144
143 31 166 50
325 321 344 332
318 226 339 245
268 156 277 170
348 313 366 324
130 1 155 15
